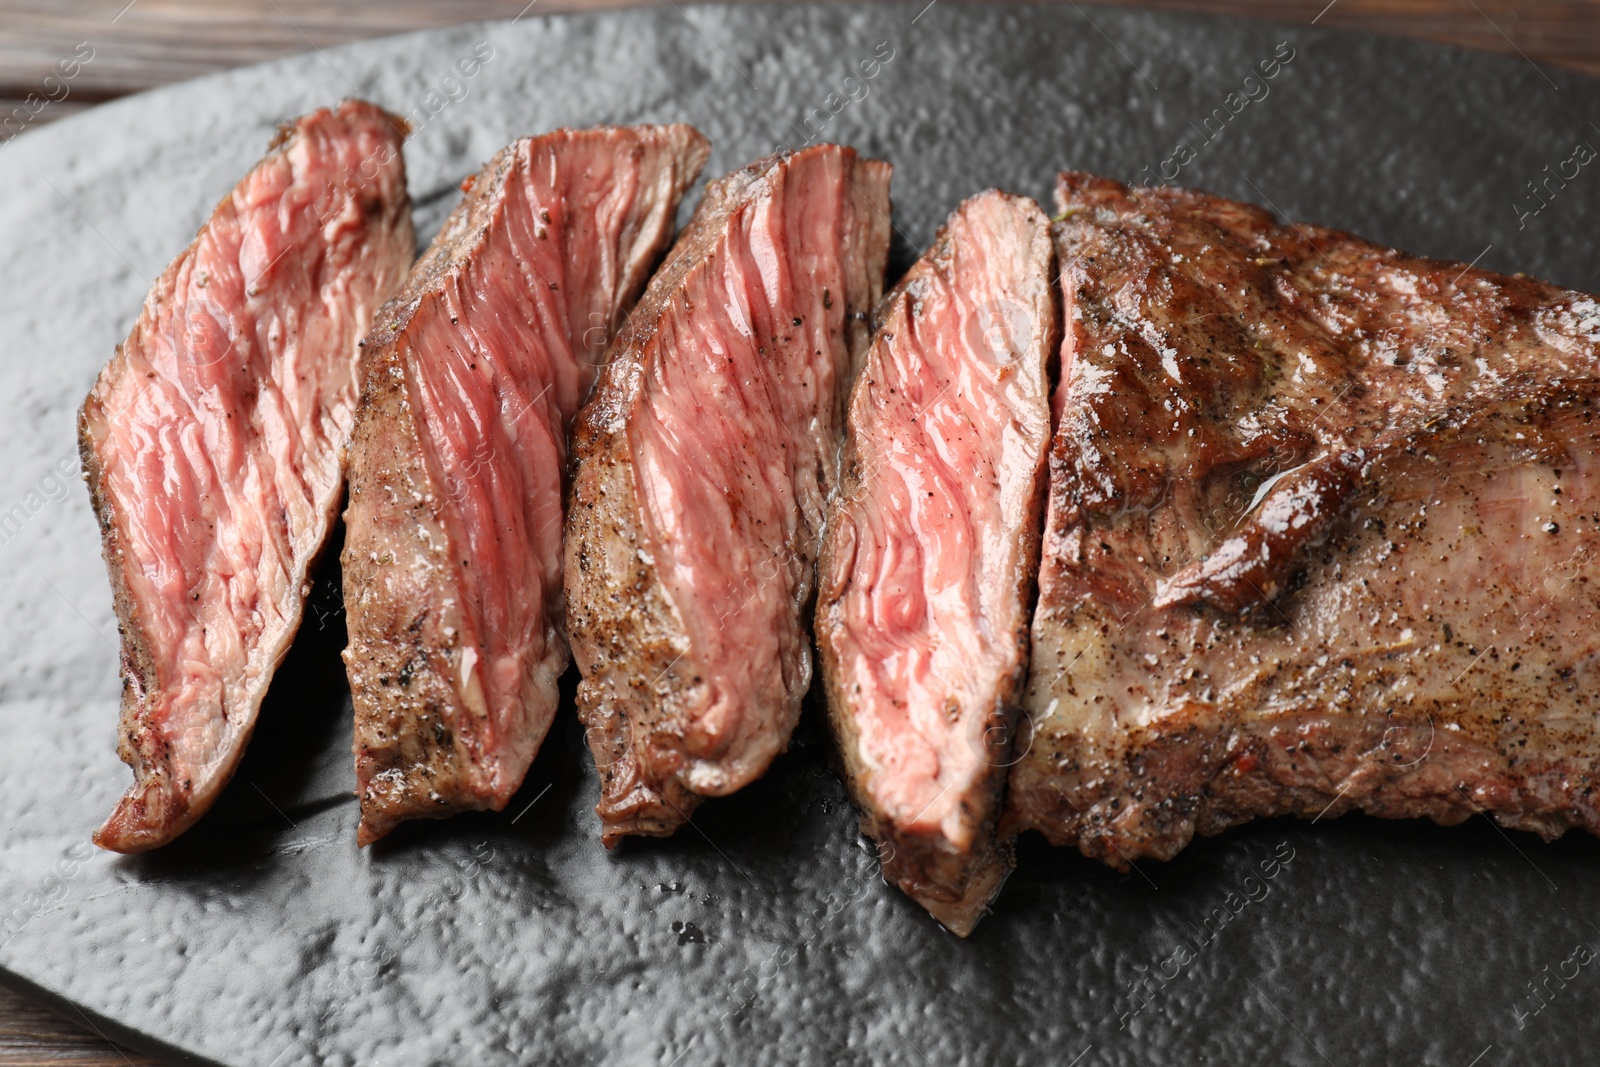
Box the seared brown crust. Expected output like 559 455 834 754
343 126 710 845
816 191 1057 935
343 138 524 845
341 323 472 844
1151 449 1362 614
566 148 892 844
1021 388 1600 860
1009 173 1600 866
82 100 413 852
563 344 707 837
78 404 171 843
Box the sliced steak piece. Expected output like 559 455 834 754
80 100 414 853
816 191 1056 935
566 145 892 844
342 125 708 845
1009 172 1600 866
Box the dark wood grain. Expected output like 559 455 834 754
1 0 1596 1062
0 987 155 1066
2 0 1599 114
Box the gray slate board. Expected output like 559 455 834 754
2 4 1599 1064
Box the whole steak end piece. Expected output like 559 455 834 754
1010 172 1600 866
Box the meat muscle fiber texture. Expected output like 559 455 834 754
817 190 1057 935
81 100 414 853
565 145 892 844
1010 172 1600 866
341 125 709 845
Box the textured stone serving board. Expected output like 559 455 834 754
3 4 1600 1064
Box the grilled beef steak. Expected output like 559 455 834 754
80 100 414 853
342 125 708 845
566 146 892 844
1008 172 1600 866
817 191 1056 935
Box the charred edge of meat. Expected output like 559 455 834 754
819 649 1026 936
344 326 473 846
565 417 708 846
566 337 709 845
863 809 1018 935
1014 706 1600 869
836 696 1024 935
80 406 176 848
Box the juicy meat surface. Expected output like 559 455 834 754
816 191 1056 934
341 125 709 845
565 145 892 844
1008 173 1600 866
80 100 414 853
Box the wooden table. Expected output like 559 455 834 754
2 0 1598 1062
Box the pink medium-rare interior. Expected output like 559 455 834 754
628 149 884 792
87 101 411 849
404 131 693 795
827 192 1052 849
